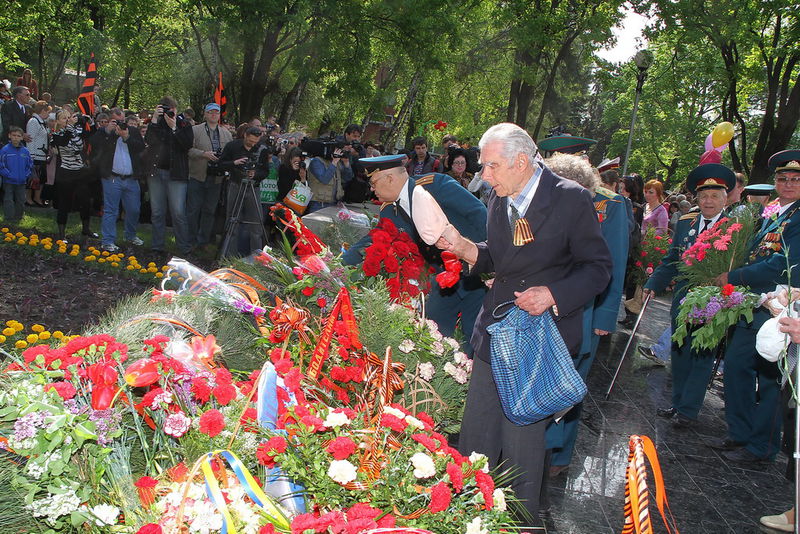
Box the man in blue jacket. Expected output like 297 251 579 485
643 163 735 428
342 154 487 346
0 126 33 221
709 149 800 463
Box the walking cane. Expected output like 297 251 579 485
706 333 729 390
605 291 652 400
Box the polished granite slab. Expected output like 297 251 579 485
545 296 794 533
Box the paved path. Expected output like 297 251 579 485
547 296 793 533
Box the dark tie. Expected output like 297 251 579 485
700 218 712 233
394 200 412 225
509 202 521 234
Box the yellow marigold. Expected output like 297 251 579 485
30 234 38 239
31 324 44 333
12 323 23 332
39 331 51 340
139 268 148 274
5 320 14 327
0 335 6 344
26 334 38 343
148 262 156 267
98 258 106 263
162 265 169 271
129 255 136 260
0 227 8 232
29 241 38 246
2 327 14 337
4 237 12 242
44 244 52 250
155 272 164 278
85 255 96 262
111 262 119 267
15 340 27 349
69 251 78 256
126 265 135 270
52 330 64 339
147 266 158 273
15 232 22 237
101 251 110 256
16 239 25 245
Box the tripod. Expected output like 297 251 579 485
218 178 270 259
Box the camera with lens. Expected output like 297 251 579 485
207 150 228 177
114 119 128 131
300 136 342 159
347 140 362 153
160 105 176 119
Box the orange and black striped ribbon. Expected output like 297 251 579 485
622 435 679 534
214 71 227 117
77 53 97 117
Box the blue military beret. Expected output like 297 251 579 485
686 163 736 194
359 154 407 176
768 150 800 174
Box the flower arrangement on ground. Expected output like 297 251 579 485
672 284 760 351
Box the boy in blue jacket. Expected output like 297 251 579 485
0 126 34 222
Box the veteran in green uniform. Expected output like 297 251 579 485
709 150 800 463
644 163 735 427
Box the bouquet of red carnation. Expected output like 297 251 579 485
679 208 757 287
363 218 429 303
630 227 672 285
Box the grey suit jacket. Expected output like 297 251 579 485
188 122 233 183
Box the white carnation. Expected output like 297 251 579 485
445 337 460 350
444 362 459 378
405 415 424 429
398 339 416 353
453 351 469 365
189 510 224 533
384 406 407 419
453 368 469 384
465 516 488 534
90 503 120 526
328 460 358 484
468 452 490 472
431 341 445 355
410 452 436 479
493 488 507 511
418 362 436 381
324 411 351 428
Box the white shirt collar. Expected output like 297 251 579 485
508 163 544 219
397 178 411 215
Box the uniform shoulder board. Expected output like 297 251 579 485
594 199 609 210
595 186 617 199
679 213 700 221
415 174 436 187
380 202 393 211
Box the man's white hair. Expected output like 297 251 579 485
479 123 538 165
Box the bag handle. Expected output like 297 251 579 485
492 300 516 319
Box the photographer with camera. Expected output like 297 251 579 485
305 138 353 214
144 96 194 255
187 103 233 251
93 107 146 252
217 126 270 255
277 146 307 201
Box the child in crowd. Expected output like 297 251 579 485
0 126 34 222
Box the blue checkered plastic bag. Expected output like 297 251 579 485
487 302 587 425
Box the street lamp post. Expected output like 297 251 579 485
621 50 653 177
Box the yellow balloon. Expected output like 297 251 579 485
712 122 734 148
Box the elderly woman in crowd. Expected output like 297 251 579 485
642 179 669 235
26 100 51 207
50 110 97 241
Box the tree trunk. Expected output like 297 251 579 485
382 70 422 149
531 31 580 139
278 76 307 130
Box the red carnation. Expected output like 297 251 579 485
317 297 327 308
46 381 77 400
326 436 357 460
301 286 315 297
383 254 400 273
411 433 438 453
380 413 407 432
136 525 162 534
215 367 233 385
429 481 452 513
198 409 226 437
191 378 213 403
259 525 276 534
416 411 434 430
363 259 381 277
475 470 495 509
239 407 258 430
213 383 237 406
446 462 464 492
721 283 735 297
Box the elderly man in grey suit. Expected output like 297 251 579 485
439 123 611 532
187 103 233 249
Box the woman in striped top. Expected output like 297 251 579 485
51 110 97 241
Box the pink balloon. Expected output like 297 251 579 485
704 133 714 152
699 150 722 165
715 142 728 153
